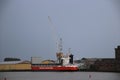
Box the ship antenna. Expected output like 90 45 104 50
68 48 71 54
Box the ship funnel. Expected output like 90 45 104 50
69 54 73 64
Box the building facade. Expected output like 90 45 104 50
115 46 120 71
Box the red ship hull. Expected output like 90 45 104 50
31 65 78 71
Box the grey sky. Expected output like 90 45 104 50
0 0 120 61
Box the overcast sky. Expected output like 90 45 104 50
0 0 120 61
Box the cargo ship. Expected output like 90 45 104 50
31 54 79 71
31 38 79 71
31 64 78 71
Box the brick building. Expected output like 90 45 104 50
94 46 120 72
115 46 120 71
94 58 116 71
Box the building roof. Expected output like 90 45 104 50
0 60 31 64
0 61 22 64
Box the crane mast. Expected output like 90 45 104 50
58 38 62 53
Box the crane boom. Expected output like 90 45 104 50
48 16 62 53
